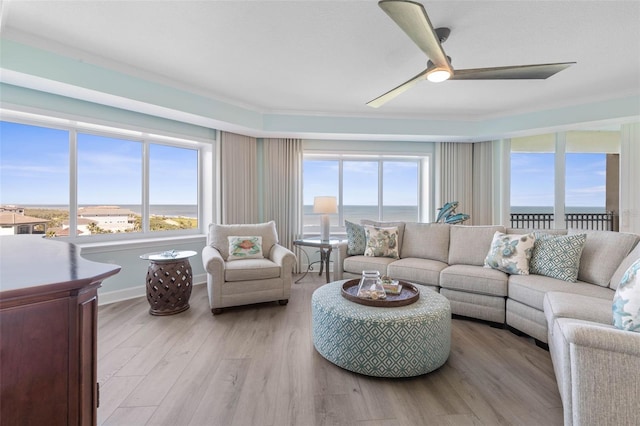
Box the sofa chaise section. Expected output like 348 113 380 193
506 229 639 343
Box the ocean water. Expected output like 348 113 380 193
511 206 606 214
303 205 419 226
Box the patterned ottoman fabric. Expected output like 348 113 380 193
312 280 451 378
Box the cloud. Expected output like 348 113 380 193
570 185 606 194
1 164 66 175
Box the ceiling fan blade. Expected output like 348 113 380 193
450 62 575 80
379 0 452 71
367 68 429 108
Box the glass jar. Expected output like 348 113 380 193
356 270 386 300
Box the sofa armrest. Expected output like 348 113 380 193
270 244 296 270
333 241 349 281
202 245 225 309
563 321 640 426
202 245 224 274
270 244 296 299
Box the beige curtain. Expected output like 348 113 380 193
472 141 494 225
220 131 258 224
436 142 473 223
262 138 303 258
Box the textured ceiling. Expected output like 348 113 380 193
2 0 640 122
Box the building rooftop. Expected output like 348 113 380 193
0 212 49 226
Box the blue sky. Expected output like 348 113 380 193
0 121 197 205
1 120 606 208
511 152 606 207
303 160 419 206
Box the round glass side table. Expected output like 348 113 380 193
140 250 197 316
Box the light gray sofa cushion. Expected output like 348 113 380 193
440 264 508 297
224 258 281 282
343 255 396 277
448 225 505 266
568 229 640 287
401 222 450 263
387 257 448 287
441 288 506 323
610 241 640 290
543 291 613 328
509 274 614 311
209 221 278 261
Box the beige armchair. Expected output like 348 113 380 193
202 221 296 314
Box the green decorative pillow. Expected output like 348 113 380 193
612 258 640 332
484 232 536 275
345 221 366 255
227 236 263 261
364 226 399 259
530 233 587 282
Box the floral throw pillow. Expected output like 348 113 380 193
364 226 399 259
345 221 366 255
484 232 536 275
227 236 263 261
612 258 640 332
530 233 586 282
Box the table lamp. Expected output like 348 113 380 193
314 196 337 242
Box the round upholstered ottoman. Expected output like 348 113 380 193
312 280 451 378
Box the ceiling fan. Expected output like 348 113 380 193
367 0 576 108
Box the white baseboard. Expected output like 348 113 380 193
98 273 207 306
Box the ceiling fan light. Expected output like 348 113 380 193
426 69 451 83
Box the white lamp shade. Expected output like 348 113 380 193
313 196 337 214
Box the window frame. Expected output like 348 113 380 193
509 131 620 229
1 111 206 242
302 153 426 236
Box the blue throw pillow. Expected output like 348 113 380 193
345 221 366 255
613 258 640 332
530 233 586 282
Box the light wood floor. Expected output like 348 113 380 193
97 274 563 426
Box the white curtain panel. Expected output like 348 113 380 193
262 138 303 272
436 142 473 223
620 122 640 234
472 141 494 225
220 131 258 224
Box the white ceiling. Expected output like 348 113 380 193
1 0 640 124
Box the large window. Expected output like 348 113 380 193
0 115 201 239
0 121 70 235
149 144 199 232
565 153 606 211
510 152 555 212
510 131 619 230
303 156 421 235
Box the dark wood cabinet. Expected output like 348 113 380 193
0 236 120 426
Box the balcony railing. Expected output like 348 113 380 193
510 212 616 231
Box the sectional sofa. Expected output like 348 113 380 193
334 222 640 425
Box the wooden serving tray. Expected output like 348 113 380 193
341 279 420 307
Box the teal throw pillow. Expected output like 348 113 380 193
530 233 586 282
612 258 640 332
484 232 536 275
345 221 366 255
